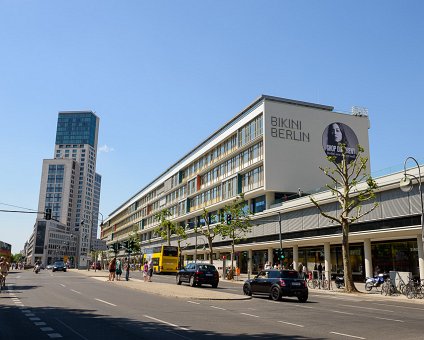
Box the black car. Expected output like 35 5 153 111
176 263 219 288
52 261 67 272
243 269 308 302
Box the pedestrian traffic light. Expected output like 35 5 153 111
45 208 52 220
226 213 232 225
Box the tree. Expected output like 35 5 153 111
217 194 252 274
310 144 378 293
195 208 221 264
154 208 187 268
154 209 176 246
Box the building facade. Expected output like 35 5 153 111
98 95 424 281
27 111 102 268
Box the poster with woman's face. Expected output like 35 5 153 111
322 122 358 163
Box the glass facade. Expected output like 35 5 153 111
55 112 97 147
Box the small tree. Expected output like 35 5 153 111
217 194 252 273
154 208 187 268
154 209 176 246
310 144 378 293
195 208 221 264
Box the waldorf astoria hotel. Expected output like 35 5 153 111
101 95 424 281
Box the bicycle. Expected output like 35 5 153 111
307 278 318 289
380 278 396 296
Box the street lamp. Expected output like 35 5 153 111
400 157 424 281
400 157 424 244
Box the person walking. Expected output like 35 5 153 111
108 258 116 281
115 258 122 281
143 260 148 282
125 258 130 281
148 259 153 282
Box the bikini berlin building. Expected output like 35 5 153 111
101 95 424 280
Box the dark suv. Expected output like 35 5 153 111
52 261 67 272
176 263 219 288
243 269 308 302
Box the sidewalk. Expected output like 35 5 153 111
72 270 424 304
73 269 250 301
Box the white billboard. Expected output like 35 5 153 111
263 100 370 194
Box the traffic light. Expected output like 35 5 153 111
279 249 285 260
45 208 52 220
226 213 232 225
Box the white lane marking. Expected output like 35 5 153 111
278 321 304 327
47 333 63 338
340 304 394 313
41 327 54 331
331 310 354 315
373 303 424 311
187 301 200 305
55 318 89 340
240 312 260 318
143 315 189 331
94 298 117 307
59 284 66 287
209 305 226 310
70 289 81 294
330 331 365 339
375 316 404 323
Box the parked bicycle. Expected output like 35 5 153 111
380 278 396 296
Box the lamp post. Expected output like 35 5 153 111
400 157 424 280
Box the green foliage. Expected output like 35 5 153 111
154 209 187 246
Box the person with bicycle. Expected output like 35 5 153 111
0 257 10 287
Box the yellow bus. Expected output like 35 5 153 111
143 246 179 274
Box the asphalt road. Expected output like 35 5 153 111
1 270 424 339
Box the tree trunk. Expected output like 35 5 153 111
207 236 213 264
167 227 171 246
231 242 235 272
342 219 358 293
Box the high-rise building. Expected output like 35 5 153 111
27 111 101 268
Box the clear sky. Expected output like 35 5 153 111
1 1 423 254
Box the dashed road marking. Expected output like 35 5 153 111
331 310 354 315
330 331 365 339
240 312 260 318
187 301 200 305
144 315 190 331
278 320 304 327
94 298 117 306
209 305 226 310
340 304 394 313
375 316 404 323
70 289 81 294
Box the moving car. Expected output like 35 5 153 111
52 261 67 272
91 262 101 270
243 269 308 302
176 263 219 288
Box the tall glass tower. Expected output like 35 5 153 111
53 111 100 268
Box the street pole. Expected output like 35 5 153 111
195 223 198 264
278 212 283 268
400 157 424 280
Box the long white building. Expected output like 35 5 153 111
99 95 424 281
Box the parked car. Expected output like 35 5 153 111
243 269 308 302
176 263 219 288
52 261 67 272
46 264 54 270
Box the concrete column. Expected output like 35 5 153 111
324 242 331 287
183 254 187 266
267 248 273 265
293 245 298 271
265 192 274 210
364 238 372 279
248 249 253 279
417 235 424 281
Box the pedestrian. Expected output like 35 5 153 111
265 261 271 270
143 260 148 282
125 258 130 281
317 262 323 280
148 259 153 282
108 258 116 281
302 264 307 279
115 258 122 281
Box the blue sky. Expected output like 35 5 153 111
1 1 423 253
